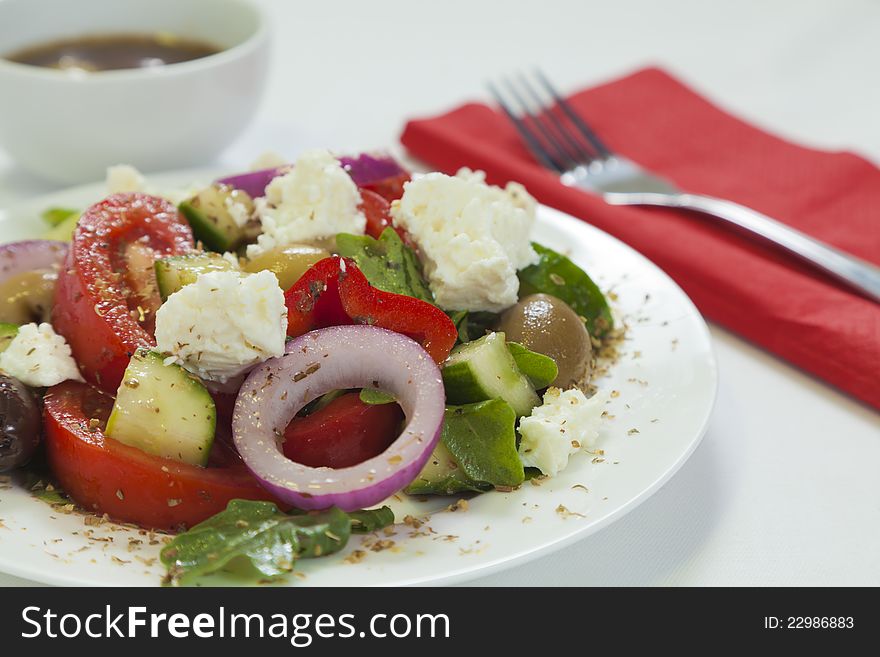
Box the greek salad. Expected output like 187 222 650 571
0 150 614 585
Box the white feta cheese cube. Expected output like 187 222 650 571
248 149 365 257
155 270 288 382
390 169 538 312
0 322 83 387
517 387 605 477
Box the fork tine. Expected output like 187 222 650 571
502 77 580 170
535 70 613 159
486 81 564 173
515 72 599 166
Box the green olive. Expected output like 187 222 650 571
496 293 592 389
242 244 330 290
0 268 57 324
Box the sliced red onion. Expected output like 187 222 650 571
339 153 406 187
215 166 291 199
0 240 68 285
217 153 405 200
232 325 445 511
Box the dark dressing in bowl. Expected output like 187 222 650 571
4 33 221 72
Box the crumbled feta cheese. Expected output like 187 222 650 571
155 270 287 382
106 164 145 194
224 195 252 228
517 387 605 477
390 169 538 312
248 149 365 257
250 151 288 171
0 323 83 387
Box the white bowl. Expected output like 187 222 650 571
0 0 269 183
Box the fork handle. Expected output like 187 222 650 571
606 192 880 303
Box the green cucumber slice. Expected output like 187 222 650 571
154 253 238 300
105 349 216 466
178 184 254 252
442 332 540 416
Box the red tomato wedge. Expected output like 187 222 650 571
43 381 277 531
283 392 404 469
360 189 393 239
52 193 194 392
359 188 416 248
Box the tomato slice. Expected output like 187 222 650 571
283 393 404 468
360 189 393 239
52 193 194 392
359 188 415 248
43 381 276 531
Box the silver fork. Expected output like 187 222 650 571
488 72 880 303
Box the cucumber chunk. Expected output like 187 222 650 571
442 332 540 416
179 184 254 252
105 349 216 466
154 253 239 300
0 323 19 353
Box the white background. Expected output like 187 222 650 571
1 0 878 586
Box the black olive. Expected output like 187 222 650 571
0 374 42 472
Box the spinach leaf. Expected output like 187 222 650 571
160 500 352 586
336 228 433 303
405 442 492 496
517 242 613 336
442 399 524 489
447 310 499 343
507 342 558 389
349 506 395 534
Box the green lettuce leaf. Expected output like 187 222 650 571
443 399 524 488
41 207 79 227
507 342 558 389
446 310 499 344
517 242 613 336
349 506 395 534
160 500 393 586
336 227 433 303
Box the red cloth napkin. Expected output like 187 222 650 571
400 67 880 410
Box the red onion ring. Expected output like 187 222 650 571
232 325 445 511
0 240 68 285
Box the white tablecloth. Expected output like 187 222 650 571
1 0 878 586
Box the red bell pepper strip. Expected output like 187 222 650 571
284 256 457 364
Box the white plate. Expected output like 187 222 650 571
0 169 717 586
